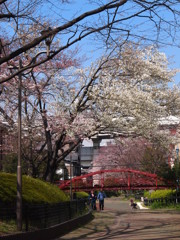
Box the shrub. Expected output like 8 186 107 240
105 190 121 198
150 189 175 199
144 189 175 199
75 191 89 199
151 201 164 209
144 191 151 198
0 172 69 203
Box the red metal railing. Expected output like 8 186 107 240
56 168 174 192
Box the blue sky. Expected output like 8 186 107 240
162 46 180 84
42 1 180 84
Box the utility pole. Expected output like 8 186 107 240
17 59 22 231
70 153 73 201
176 146 179 204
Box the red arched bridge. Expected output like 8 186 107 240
57 169 174 192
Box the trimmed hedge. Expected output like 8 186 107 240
75 191 89 199
144 189 175 199
0 172 69 203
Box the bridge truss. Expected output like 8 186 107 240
57 169 174 192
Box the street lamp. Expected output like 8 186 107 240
17 60 23 231
8 30 54 229
176 146 179 203
70 152 73 201
8 60 22 231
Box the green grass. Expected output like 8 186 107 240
0 172 69 203
0 172 70 235
0 220 17 235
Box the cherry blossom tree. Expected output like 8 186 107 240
86 43 180 178
89 43 180 141
0 33 104 181
90 138 147 172
90 137 169 177
1 38 180 182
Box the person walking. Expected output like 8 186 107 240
97 190 106 210
89 190 97 210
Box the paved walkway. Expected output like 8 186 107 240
56 198 180 240
58 199 180 240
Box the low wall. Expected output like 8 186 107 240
0 211 93 240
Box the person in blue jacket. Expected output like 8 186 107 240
97 190 106 210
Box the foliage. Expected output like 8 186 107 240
144 189 175 199
144 191 151 198
75 191 89 199
151 189 175 199
157 161 180 186
104 190 121 198
141 145 168 174
150 201 180 210
144 189 180 210
150 201 165 209
0 220 17 235
2 153 17 174
0 172 69 203
2 153 40 176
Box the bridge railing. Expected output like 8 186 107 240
57 169 174 191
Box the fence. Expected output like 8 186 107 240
0 199 87 231
144 196 180 206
